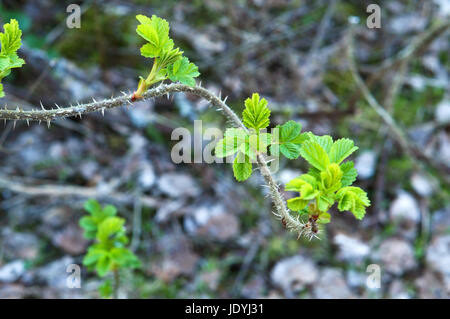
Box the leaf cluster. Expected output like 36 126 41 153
0 19 25 98
214 93 306 181
134 15 199 97
286 135 370 221
214 92 370 224
79 199 141 279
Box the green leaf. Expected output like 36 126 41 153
83 245 106 267
99 280 113 298
0 19 25 99
249 133 272 153
96 217 126 243
84 199 102 216
110 248 141 269
270 121 306 159
340 161 358 187
285 174 319 210
316 194 334 212
317 212 331 224
167 57 200 86
279 121 302 141
96 255 112 277
136 14 172 58
329 138 358 164
233 152 252 181
0 19 22 55
280 143 301 159
287 197 308 211
319 163 343 193
307 133 333 153
336 186 370 220
242 93 271 131
79 216 98 239
214 128 247 158
299 140 330 171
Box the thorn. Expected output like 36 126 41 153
223 96 228 104
78 112 82 119
39 120 41 125
47 120 51 128
26 119 30 126
40 101 45 110
13 120 16 129
55 104 60 109
92 98 97 103
101 108 105 116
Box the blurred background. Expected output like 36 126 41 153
0 0 449 298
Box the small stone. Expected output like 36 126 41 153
184 204 239 241
138 162 156 189
426 235 450 292
52 224 89 255
376 238 417 275
36 256 75 290
431 207 450 235
271 255 318 295
333 233 370 264
435 99 450 123
354 150 377 179
411 173 435 196
313 268 354 299
0 260 26 283
152 234 199 282
241 276 266 298
388 280 411 299
158 173 200 197
415 270 449 298
199 269 221 291
390 191 420 221
1 228 40 260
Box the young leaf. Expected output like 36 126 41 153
96 217 125 243
136 15 172 58
287 197 308 211
242 93 271 131
0 19 25 99
307 133 333 153
96 255 112 277
167 56 200 86
214 128 248 158
340 161 358 187
299 140 330 171
0 19 22 56
336 186 370 220
270 121 306 159
329 138 358 164
233 152 252 181
317 212 331 224
319 163 343 193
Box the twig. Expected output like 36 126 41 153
0 83 307 237
346 30 450 184
0 174 159 208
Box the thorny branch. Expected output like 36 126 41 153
0 83 310 238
